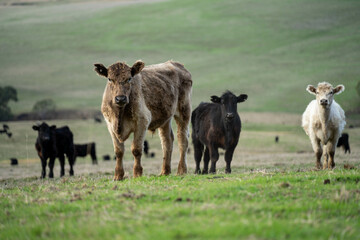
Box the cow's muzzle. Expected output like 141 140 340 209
320 99 328 106
115 95 128 106
225 113 234 121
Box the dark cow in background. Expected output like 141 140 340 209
143 140 155 158
10 158 18 166
33 122 75 178
192 91 248 174
337 133 351 154
94 60 192 180
0 124 12 138
74 142 98 164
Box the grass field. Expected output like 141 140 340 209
1 0 360 239
1 0 360 114
1 169 360 239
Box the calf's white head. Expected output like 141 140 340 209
94 60 145 108
306 82 344 109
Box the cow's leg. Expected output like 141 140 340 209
209 146 219 174
174 105 191 175
59 154 65 177
92 145 98 164
48 157 55 178
114 142 125 180
132 129 147 178
192 136 203 174
41 157 47 179
67 150 75 176
111 133 125 181
345 141 350 154
202 147 210 174
159 120 174 176
311 136 322 169
322 145 328 170
326 141 336 169
224 148 235 174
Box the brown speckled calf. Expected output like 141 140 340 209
94 60 192 180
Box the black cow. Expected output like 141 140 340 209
192 91 248 174
10 158 18 166
74 142 98 164
33 122 75 178
0 124 12 138
337 133 351 154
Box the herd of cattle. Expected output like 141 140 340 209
4 60 352 179
91 60 352 181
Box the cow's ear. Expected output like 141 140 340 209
32 125 39 131
333 84 345 95
131 60 145 77
237 94 248 103
210 95 221 103
50 125 56 130
94 63 108 78
306 85 317 95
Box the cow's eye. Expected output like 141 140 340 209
108 78 111 82
329 91 333 95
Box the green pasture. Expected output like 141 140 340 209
1 1 360 239
1 169 360 240
0 0 360 114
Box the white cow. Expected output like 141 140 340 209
302 82 346 169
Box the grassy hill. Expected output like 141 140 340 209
0 0 360 115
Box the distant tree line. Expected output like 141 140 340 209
0 86 18 121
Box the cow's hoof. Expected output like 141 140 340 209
49 173 54 178
177 168 187 175
133 166 143 178
194 169 201 175
201 169 209 174
159 171 171 176
69 170 74 176
160 165 171 176
113 176 124 181
177 163 187 175
225 169 231 174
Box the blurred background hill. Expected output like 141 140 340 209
0 0 359 118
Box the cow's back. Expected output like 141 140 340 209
55 126 74 154
192 103 223 144
139 61 192 130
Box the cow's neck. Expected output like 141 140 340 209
114 104 133 135
317 104 331 141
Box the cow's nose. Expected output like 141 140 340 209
115 95 127 105
226 113 234 119
320 99 328 105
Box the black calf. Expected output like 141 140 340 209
74 142 98 164
33 122 75 178
192 91 248 174
337 133 350 154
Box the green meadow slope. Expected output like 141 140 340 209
0 0 359 114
